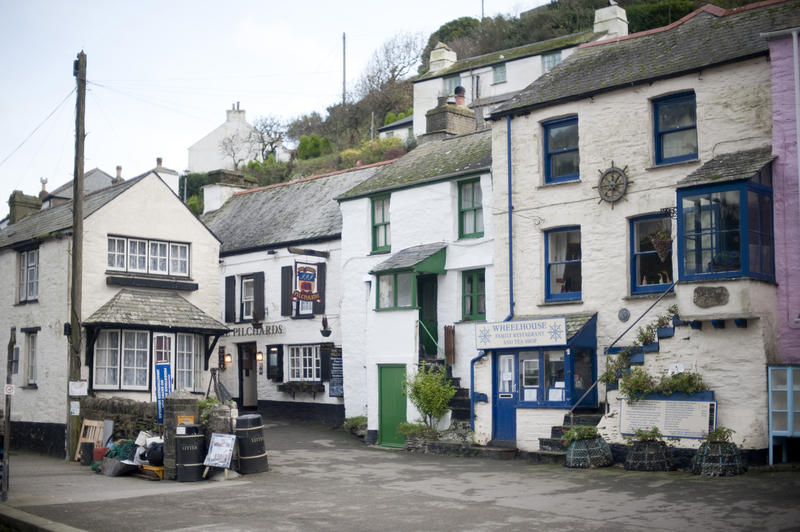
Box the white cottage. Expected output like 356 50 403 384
480 0 800 464
202 163 388 424
338 101 493 446
0 173 226 456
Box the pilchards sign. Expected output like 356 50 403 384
475 317 567 349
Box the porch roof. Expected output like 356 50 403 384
676 146 774 188
513 312 596 341
370 243 447 275
84 288 229 334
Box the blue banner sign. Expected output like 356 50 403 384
155 364 172 424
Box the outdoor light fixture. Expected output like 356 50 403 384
224 353 233 368
256 351 264 375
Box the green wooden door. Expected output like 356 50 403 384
418 275 438 357
379 365 407 447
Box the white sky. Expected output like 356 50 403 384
0 0 546 219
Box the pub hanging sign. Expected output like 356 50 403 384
293 261 321 303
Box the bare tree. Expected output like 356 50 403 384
218 131 254 170
251 116 286 161
356 32 426 98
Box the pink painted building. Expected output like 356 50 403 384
766 29 800 362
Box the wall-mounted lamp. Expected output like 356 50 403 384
224 353 233 369
256 351 264 375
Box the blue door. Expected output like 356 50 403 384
492 353 517 444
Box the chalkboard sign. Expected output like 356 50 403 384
329 348 343 397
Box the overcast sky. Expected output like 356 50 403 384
0 0 546 219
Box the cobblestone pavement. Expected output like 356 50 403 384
1 418 799 531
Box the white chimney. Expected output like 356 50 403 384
594 4 628 39
429 42 457 73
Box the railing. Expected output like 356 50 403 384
567 280 678 427
418 319 447 372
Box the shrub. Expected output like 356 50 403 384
655 371 708 396
403 362 456 429
704 426 735 443
619 367 657 402
198 397 220 427
396 422 438 440
343 416 367 433
562 425 598 444
629 426 663 443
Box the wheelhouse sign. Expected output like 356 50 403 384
475 317 567 349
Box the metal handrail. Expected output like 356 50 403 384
417 319 446 360
567 280 679 427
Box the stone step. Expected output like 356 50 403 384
519 449 566 465
448 377 462 389
538 437 567 452
451 387 469 399
450 407 470 420
562 413 603 426
425 441 517 460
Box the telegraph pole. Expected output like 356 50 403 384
342 32 346 106
67 51 86 461
3 328 15 501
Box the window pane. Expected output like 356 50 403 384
378 275 394 308
462 211 475 235
548 122 578 151
773 368 787 387
772 390 787 410
551 151 579 178
396 273 412 307
658 98 696 129
661 129 698 160
522 358 539 387
773 411 788 431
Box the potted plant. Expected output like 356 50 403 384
562 425 613 468
624 427 673 471
648 230 673 262
691 426 745 476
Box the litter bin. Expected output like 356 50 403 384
175 423 205 482
235 414 268 474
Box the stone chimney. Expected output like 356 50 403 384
156 157 163 169
38 178 48 200
423 86 476 143
594 4 628 39
114 165 123 184
429 42 457 73
8 190 42 224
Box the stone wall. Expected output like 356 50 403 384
79 396 159 441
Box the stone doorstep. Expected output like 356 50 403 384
425 440 518 460
519 449 567 465
539 437 568 452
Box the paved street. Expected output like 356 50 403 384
1 419 799 531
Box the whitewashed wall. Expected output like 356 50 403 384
0 238 71 423
340 171 494 433
480 57 774 450
216 241 344 407
188 109 259 173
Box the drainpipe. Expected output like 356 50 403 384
470 115 515 430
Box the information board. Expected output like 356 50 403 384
204 433 236 469
329 348 343 398
619 398 716 439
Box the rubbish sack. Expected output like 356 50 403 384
101 457 138 477
146 442 164 466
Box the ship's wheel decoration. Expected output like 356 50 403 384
595 162 631 208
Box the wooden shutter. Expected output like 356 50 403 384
313 263 326 315
444 325 455 366
224 275 236 323
319 343 333 382
281 266 293 316
253 271 265 322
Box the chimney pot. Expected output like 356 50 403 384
454 86 466 107
156 157 163 168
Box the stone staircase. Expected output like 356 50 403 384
605 320 679 389
518 411 605 465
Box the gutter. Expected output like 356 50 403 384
470 115 516 430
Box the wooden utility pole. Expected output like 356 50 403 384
67 51 86 461
342 32 346 106
2 328 15 501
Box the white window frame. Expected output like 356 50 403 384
169 243 189 277
11 345 19 375
289 345 320 381
121 331 149 390
25 332 36 385
149 241 169 275
18 249 38 302
107 237 126 271
241 277 254 320
175 333 200 391
128 238 148 273
543 50 561 73
94 330 120 390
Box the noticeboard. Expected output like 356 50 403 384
329 348 343 398
619 398 716 439
204 433 237 469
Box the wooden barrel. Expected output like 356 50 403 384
235 414 268 474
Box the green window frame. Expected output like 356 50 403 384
376 271 415 310
459 179 484 239
371 196 391 253
462 269 486 321
493 63 506 84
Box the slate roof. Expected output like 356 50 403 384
378 114 413 133
0 177 141 250
202 161 390 255
338 129 491 201
491 0 800 118
84 288 228 333
677 145 774 188
415 31 599 82
370 243 447 273
513 312 596 340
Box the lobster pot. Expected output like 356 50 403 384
565 437 613 469
176 424 205 482
624 441 673 471
236 414 269 474
691 442 745 476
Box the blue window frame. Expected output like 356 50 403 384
630 214 673 295
654 92 697 165
545 227 581 301
677 165 773 281
543 116 579 183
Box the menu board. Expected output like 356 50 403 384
619 398 716 439
329 348 343 397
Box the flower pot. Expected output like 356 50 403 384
624 441 673 471
691 442 744 476
565 436 613 468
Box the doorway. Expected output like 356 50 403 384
417 275 438 357
492 353 517 445
238 342 258 409
378 364 407 447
